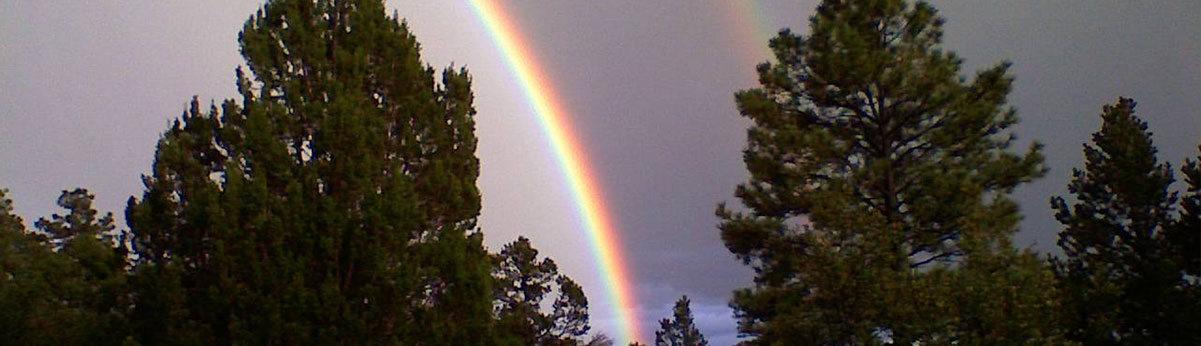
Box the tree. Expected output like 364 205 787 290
1171 146 1200 278
583 333 615 346
718 0 1064 343
125 0 494 344
493 237 591 345
36 189 131 345
551 276 592 342
654 295 707 346
0 188 131 346
0 188 61 345
1051 98 1201 345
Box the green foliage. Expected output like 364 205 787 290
718 0 1065 343
0 188 131 346
0 188 57 345
654 296 707 346
493 237 591 345
124 0 495 344
1051 98 1201 345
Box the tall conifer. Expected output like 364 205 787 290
126 1 493 344
1051 98 1201 345
718 0 1064 343
654 296 707 346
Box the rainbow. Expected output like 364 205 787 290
465 0 642 343
726 0 776 64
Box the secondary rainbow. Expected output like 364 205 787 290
726 0 779 68
465 0 642 343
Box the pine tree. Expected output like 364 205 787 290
550 277 591 342
0 188 61 345
654 295 707 346
125 0 494 344
35 189 131 345
1 188 131 345
493 237 591 345
1051 98 1201 345
718 0 1064 343
1171 146 1200 278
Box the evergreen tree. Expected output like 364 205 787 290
1 188 131 345
1171 146 1201 278
0 188 61 345
1051 98 1201 345
550 276 592 342
654 295 707 346
36 189 131 345
125 0 494 344
718 0 1064 343
493 237 591 345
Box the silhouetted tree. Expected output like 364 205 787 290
125 0 494 344
1051 98 1201 345
1172 146 1201 278
494 237 591 345
718 0 1065 343
654 295 707 346
583 333 615 346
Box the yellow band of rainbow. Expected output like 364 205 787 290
466 0 642 343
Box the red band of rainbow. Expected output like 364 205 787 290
466 0 642 343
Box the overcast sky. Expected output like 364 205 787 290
2 1 1198 344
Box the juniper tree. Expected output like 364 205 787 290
718 0 1064 343
1051 98 1201 345
126 0 494 344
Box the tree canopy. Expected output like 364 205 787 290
719 0 1065 343
0 189 131 346
123 0 495 344
1051 98 1201 345
493 237 592 345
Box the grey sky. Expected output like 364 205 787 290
2 1 1198 344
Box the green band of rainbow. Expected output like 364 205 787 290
466 0 642 343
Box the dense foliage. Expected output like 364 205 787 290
4 0 592 344
0 189 131 345
1051 98 1201 345
718 0 1067 343
123 0 494 342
